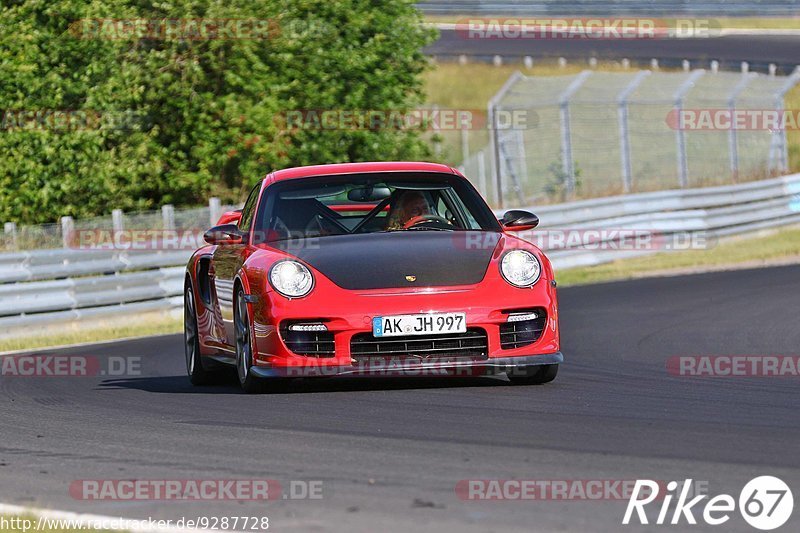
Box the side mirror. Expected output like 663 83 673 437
217 209 242 226
501 210 539 232
204 224 246 245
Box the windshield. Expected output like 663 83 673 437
256 172 500 242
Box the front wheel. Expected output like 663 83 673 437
234 289 264 393
185 284 216 385
507 364 558 385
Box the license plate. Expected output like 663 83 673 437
372 312 467 337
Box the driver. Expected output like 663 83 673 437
385 191 433 230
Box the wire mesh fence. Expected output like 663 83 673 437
479 67 800 208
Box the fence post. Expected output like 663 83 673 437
514 129 528 199
4 222 17 250
673 70 706 188
488 71 524 209
460 118 469 163
112 209 124 232
559 70 592 196
162 204 175 230
727 73 754 179
770 67 800 173
477 151 488 201
431 104 442 157
209 197 221 226
616 70 651 193
490 105 503 207
60 216 74 249
497 129 525 206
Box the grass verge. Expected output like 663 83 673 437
0 312 182 353
556 226 800 286
424 61 634 109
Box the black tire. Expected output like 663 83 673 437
508 364 559 385
184 283 216 385
234 288 265 394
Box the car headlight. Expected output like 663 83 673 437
269 260 314 298
500 250 541 288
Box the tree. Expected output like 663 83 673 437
0 0 436 224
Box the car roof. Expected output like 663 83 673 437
267 161 459 183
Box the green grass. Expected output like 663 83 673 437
556 226 800 286
712 17 800 29
424 61 635 109
0 313 181 353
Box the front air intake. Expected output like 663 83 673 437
281 322 335 357
500 309 547 349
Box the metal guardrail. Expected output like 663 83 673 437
0 174 798 335
0 249 192 284
511 173 800 269
416 1 800 16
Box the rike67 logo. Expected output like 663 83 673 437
623 476 794 530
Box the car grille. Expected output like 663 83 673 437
350 328 489 364
281 325 335 358
500 309 547 349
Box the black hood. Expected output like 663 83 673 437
276 231 500 290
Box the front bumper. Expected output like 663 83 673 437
249 351 563 379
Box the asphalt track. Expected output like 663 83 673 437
1 264 799 532
426 30 800 72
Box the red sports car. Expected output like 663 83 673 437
184 162 562 392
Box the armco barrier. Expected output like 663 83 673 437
0 174 799 335
515 173 800 269
415 0 800 16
